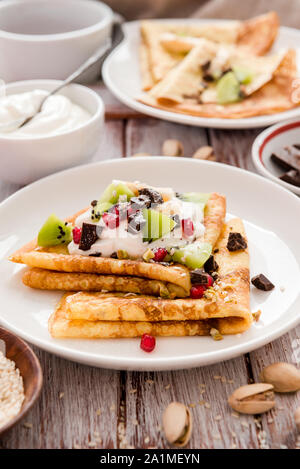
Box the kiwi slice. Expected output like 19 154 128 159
216 71 241 104
172 242 212 269
232 65 254 84
142 208 176 242
91 201 112 221
99 182 135 205
37 214 72 247
178 192 211 206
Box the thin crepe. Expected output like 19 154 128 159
62 218 251 322
48 218 252 338
10 192 225 292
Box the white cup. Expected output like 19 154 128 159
0 0 113 83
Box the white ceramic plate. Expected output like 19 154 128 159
102 19 300 129
0 157 299 370
252 117 300 195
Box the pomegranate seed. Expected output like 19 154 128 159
190 284 206 299
182 218 194 237
205 274 214 288
102 212 119 229
140 334 156 353
72 226 82 244
153 247 168 262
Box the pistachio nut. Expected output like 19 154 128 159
259 363 300 393
162 402 192 447
162 139 184 157
295 407 300 432
228 383 275 415
192 145 215 161
131 152 151 157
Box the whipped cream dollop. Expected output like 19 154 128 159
0 89 91 137
68 198 206 259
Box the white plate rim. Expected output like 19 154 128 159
0 157 300 370
102 19 300 129
252 116 300 195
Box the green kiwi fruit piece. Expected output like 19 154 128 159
37 214 72 247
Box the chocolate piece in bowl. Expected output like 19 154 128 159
251 274 275 291
271 145 300 172
279 170 300 187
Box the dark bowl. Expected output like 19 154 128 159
0 327 43 435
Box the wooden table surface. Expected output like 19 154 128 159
1 84 300 450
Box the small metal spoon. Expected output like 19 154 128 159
0 19 124 133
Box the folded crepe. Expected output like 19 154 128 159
49 218 252 338
140 49 299 119
10 190 226 295
140 12 279 89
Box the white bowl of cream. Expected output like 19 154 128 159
0 0 113 83
0 79 104 184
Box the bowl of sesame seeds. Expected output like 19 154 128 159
0 327 43 435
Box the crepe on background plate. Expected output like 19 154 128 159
140 49 299 119
49 218 252 338
140 11 279 89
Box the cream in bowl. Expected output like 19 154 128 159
0 80 104 184
0 89 91 137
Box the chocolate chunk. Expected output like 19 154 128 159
279 169 300 187
110 252 118 259
190 269 210 285
127 212 146 234
130 195 151 210
251 274 275 291
138 188 163 205
204 255 219 274
91 200 98 207
201 60 211 72
213 248 219 254
227 232 247 252
89 252 101 257
79 223 99 251
271 145 300 172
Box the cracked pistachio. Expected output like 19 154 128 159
162 139 184 157
117 250 129 260
162 402 192 447
295 407 300 432
228 383 275 415
259 363 300 393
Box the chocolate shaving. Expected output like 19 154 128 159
138 188 163 205
227 232 247 252
89 252 101 257
130 195 151 210
204 255 219 274
251 274 275 291
190 269 210 285
127 212 146 234
271 145 300 172
79 223 100 251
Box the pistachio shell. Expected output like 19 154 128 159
295 407 300 432
162 402 192 447
228 383 275 415
192 146 215 160
259 363 300 393
162 139 184 157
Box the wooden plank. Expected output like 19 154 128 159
124 357 261 449
90 120 125 161
249 327 300 449
125 118 208 157
208 128 261 171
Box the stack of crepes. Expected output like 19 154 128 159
139 12 300 118
9 182 253 339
